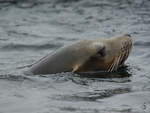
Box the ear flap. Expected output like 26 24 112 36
72 63 83 72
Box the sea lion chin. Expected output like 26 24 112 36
27 34 133 75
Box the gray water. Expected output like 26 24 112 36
0 0 150 113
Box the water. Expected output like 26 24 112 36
0 0 150 113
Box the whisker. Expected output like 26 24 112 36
107 40 132 73
125 48 129 60
111 57 118 72
119 52 123 64
128 47 131 56
108 56 118 72
121 51 126 64
108 60 115 72
115 54 121 70
109 56 118 72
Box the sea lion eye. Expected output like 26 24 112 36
97 46 105 57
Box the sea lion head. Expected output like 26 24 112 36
75 34 133 73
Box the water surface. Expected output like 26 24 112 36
0 0 150 113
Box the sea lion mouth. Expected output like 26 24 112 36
107 37 133 72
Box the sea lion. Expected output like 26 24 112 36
27 34 133 75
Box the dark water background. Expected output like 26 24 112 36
0 0 150 113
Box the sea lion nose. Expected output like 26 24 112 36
125 34 131 37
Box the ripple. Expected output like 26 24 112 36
0 74 30 81
134 41 150 47
0 0 39 8
52 87 131 102
55 0 81 3
0 0 16 4
77 65 132 79
0 43 63 51
43 70 131 86
16 2 38 9
0 38 9 41
7 30 42 38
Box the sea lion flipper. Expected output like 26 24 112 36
72 63 82 72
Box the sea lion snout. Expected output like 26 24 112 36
95 35 133 72
108 34 133 71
